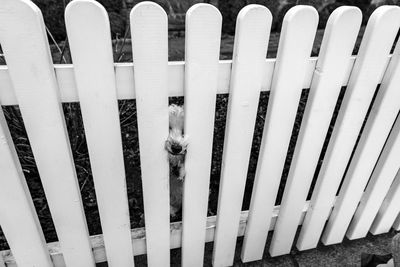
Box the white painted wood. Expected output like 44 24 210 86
241 5 318 260
0 202 315 266
394 213 400 230
211 5 271 267
348 114 400 237
181 4 221 267
297 7 399 249
270 7 362 255
0 0 96 266
0 253 4 267
65 1 134 266
370 169 400 235
0 108 53 267
130 2 170 266
0 56 367 105
346 35 400 240
317 6 400 246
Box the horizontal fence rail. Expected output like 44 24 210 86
0 55 377 104
0 0 399 266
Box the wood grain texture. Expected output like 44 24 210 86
181 4 221 267
130 2 170 266
0 0 95 266
212 5 272 267
65 1 134 266
242 5 318 260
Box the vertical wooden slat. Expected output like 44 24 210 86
297 6 400 248
130 2 170 266
394 213 400 230
322 6 400 245
346 37 400 240
370 169 400 235
212 5 272 267
181 4 221 267
348 114 400 237
0 109 53 267
65 1 134 266
0 253 4 267
241 6 318 260
0 0 96 266
321 6 400 245
273 7 361 255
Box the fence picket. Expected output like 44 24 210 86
0 0 96 266
130 2 170 266
346 37 400 240
181 4 221 267
65 1 134 266
300 6 400 245
270 7 361 256
294 6 400 248
320 6 400 245
241 6 318 260
0 109 53 267
394 214 400 230
211 5 271 267
370 169 400 234
347 113 400 237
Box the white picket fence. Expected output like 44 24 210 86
0 0 400 266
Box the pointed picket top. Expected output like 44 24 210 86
182 3 221 267
65 1 135 266
212 4 272 267
130 2 171 266
0 0 95 266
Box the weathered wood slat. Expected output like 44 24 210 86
272 6 362 254
181 4 221 267
65 1 134 266
212 5 271 267
346 33 400 240
0 55 367 105
0 0 96 266
0 108 52 267
319 6 400 246
370 169 400 235
130 2 170 266
242 5 318 260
